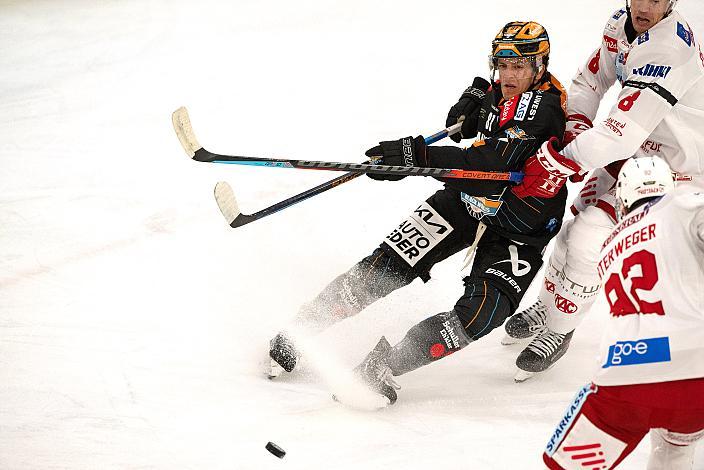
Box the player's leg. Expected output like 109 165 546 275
647 428 703 470
513 205 614 379
645 378 704 469
350 289 510 404
268 247 420 374
270 189 478 376
506 206 613 339
503 166 617 344
544 384 649 469
351 235 544 403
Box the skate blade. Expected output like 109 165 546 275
501 334 522 346
514 368 538 383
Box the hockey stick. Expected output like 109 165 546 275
172 107 524 182
211 125 464 228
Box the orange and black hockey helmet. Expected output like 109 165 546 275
491 21 550 69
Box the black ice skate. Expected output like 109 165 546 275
514 329 574 382
268 332 300 379
353 336 400 405
501 299 548 345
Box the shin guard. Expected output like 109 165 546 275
386 311 471 376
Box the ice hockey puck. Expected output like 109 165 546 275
265 441 285 458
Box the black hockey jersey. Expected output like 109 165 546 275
427 73 568 245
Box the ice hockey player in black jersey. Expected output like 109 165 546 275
270 21 568 404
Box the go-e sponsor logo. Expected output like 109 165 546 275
602 336 671 368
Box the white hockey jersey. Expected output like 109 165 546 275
592 192 704 386
563 8 704 193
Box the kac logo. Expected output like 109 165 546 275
554 294 578 314
602 337 671 368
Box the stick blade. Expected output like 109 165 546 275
214 181 240 225
172 106 202 158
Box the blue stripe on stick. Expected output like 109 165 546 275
213 161 295 168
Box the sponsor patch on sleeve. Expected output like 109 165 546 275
383 202 453 267
631 64 672 79
677 22 693 47
603 35 618 53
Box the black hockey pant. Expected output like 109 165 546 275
297 189 548 361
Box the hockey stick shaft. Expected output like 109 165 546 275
172 107 524 183
191 147 523 182
213 125 464 228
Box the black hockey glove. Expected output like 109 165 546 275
365 136 427 181
446 76 491 143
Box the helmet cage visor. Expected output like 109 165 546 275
489 56 543 78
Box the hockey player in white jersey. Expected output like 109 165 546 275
543 155 704 470
503 0 704 381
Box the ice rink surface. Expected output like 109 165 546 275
1 0 703 468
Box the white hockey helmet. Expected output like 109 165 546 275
615 155 675 221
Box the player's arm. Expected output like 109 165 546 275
421 138 538 196
427 92 566 195
513 35 701 199
562 36 700 170
568 38 619 121
562 16 620 147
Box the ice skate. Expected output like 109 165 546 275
501 299 548 345
350 336 400 405
268 332 300 379
514 329 573 382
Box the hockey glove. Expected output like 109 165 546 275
512 137 582 199
563 113 593 146
365 136 428 181
563 114 593 183
445 77 491 143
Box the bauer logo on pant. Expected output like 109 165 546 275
384 202 453 267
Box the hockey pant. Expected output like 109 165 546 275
543 379 704 469
539 205 615 335
386 234 545 376
294 189 547 356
